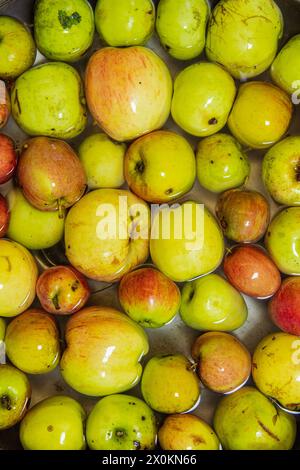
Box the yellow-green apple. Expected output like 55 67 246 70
119 267 180 328
271 34 300 94
0 364 31 431
7 187 65 250
150 201 224 282
252 332 300 412
86 394 157 450
0 239 38 318
20 395 86 450
0 194 9 238
214 386 296 450
60 306 149 396
158 414 220 451
78 133 126 190
269 277 300 336
224 245 281 299
171 62 236 137
141 354 200 414
0 318 5 341
65 189 150 282
180 274 248 331
0 81 10 128
85 46 172 142
36 265 90 315
5 308 61 374
0 134 17 184
124 130 196 203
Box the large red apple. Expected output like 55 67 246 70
0 193 9 237
269 277 300 335
0 134 17 184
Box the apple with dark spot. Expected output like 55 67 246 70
0 194 9 238
0 134 17 184
269 277 300 335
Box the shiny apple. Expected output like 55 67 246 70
0 134 17 184
0 81 10 129
269 277 300 336
0 194 9 238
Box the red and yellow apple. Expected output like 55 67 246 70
269 277 300 336
0 194 9 238
0 134 17 184
0 81 10 128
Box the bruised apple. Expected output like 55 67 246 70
0 134 17 184
0 81 10 129
269 277 300 336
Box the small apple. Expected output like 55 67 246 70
271 34 300 94
0 194 9 238
86 394 157 450
0 318 5 342
36 265 90 315
0 81 10 129
269 277 300 336
0 364 31 431
141 354 200 414
78 133 126 190
0 134 17 184
5 308 61 374
119 267 180 328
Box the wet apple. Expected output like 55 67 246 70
0 81 10 129
0 134 17 184
269 277 300 336
0 194 9 238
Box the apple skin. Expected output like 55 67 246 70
20 396 86 450
0 82 10 129
0 194 9 238
119 267 181 328
214 386 296 450
141 354 200 414
269 277 300 336
216 189 270 243
0 364 31 431
271 34 300 94
5 308 61 374
85 46 172 142
124 130 196 203
0 134 17 184
224 245 281 299
86 394 157 450
0 318 5 341
60 306 149 396
158 414 220 451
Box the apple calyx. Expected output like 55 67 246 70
1 394 12 411
135 160 145 174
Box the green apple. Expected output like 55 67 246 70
214 386 296 450
0 16 36 79
171 62 236 137
34 0 94 62
0 364 31 431
95 0 155 46
78 133 126 190
11 62 87 139
20 396 86 450
124 130 196 203
86 394 157 450
265 207 300 275
7 187 65 250
196 134 250 193
271 34 300 94
262 136 300 206
0 318 5 342
180 274 248 331
156 0 209 60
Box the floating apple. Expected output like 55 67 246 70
60 306 149 396
119 267 180 328
86 394 157 450
124 130 196 203
0 194 9 238
85 46 172 142
271 34 300 94
0 134 17 184
269 277 300 336
0 81 10 129
0 318 5 342
5 308 61 374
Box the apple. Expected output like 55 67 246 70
5 308 61 374
171 62 236 137
228 82 292 149
7 187 65 250
150 201 224 283
65 189 150 282
0 134 17 184
95 0 155 47
214 386 296 450
0 16 36 79
124 130 196 203
206 0 283 79
216 189 270 243
119 267 181 328
17 137 86 213
85 46 172 142
36 265 90 315
11 62 87 139
252 332 300 412
265 207 300 275
60 306 149 396
0 318 5 342
158 414 220 451
0 364 31 431
269 277 300 336
0 81 10 129
0 239 38 318
20 395 86 450
78 133 126 190
156 0 209 60
271 34 300 94
34 0 94 62
141 354 200 414
180 274 248 332
0 194 9 238
224 245 281 299
86 394 157 450
262 136 300 206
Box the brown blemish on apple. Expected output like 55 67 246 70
47 425 54 432
208 117 218 125
257 419 280 442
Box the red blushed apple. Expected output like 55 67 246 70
0 82 10 129
0 193 9 237
0 134 17 184
36 265 90 315
119 267 181 328
269 277 300 335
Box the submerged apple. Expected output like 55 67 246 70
269 277 300 336
0 81 10 129
271 34 300 94
0 134 17 184
0 194 9 238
